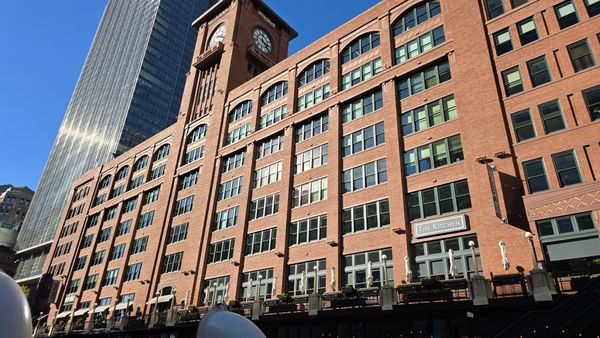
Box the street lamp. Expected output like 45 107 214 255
381 254 389 287
468 241 480 276
256 275 263 300
312 266 318 294
525 232 538 269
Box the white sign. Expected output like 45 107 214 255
413 214 467 238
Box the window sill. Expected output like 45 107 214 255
343 225 390 238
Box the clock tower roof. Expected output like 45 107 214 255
192 0 298 39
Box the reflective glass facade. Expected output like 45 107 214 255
14 0 215 281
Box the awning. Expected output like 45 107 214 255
56 311 71 319
115 302 132 310
93 305 111 313
146 294 174 305
73 308 89 317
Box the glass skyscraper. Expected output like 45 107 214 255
14 0 216 284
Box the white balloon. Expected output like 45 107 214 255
0 270 33 338
197 306 266 338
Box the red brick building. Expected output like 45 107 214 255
42 0 600 333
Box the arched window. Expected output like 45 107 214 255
99 175 112 189
115 166 129 181
228 100 253 123
261 81 288 106
187 124 208 144
153 144 170 161
298 59 330 87
393 0 441 37
133 155 149 172
341 32 380 64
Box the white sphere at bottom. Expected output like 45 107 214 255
0 270 33 338
197 306 266 338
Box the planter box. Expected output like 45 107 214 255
229 308 245 316
441 278 469 290
358 287 379 298
330 298 366 308
268 303 297 313
178 312 200 322
322 291 342 301
404 289 453 303
293 295 308 304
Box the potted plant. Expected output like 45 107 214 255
420 277 442 290
331 285 365 308
341 284 358 297
591 258 600 274
268 294 297 313
228 300 245 315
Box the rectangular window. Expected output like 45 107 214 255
214 206 239 230
228 101 253 122
502 66 524 96
512 109 536 142
123 198 137 213
342 159 388 193
536 212 597 238
117 219 131 236
341 89 383 123
287 260 326 296
295 114 329 142
342 199 390 234
555 1 579 29
104 206 117 221
407 179 472 221
342 123 384 157
538 100 566 134
110 243 126 260
125 263 142 282
129 175 144 190
203 276 230 306
511 0 528 9
102 268 119 286
98 227 112 243
226 124 251 145
184 146 204 165
87 214 99 228
567 39 595 72
94 194 106 207
552 150 582 187
249 193 280 221
395 26 445 64
292 178 328 207
222 151 246 173
173 195 194 216
523 158 549 193
527 56 551 87
289 214 327 246
584 0 600 17
242 268 274 301
111 185 124 199
83 274 98 291
253 162 282 188
486 0 505 19
412 235 482 279
245 227 277 255
92 250 105 266
74 256 87 271
81 234 94 249
344 248 394 288
143 187 160 205
130 236 148 255
493 28 513 56
295 144 329 173
401 95 456 136
341 58 383 90
168 223 188 244
583 85 600 121
208 238 235 263
256 134 284 159
149 164 166 180
517 17 538 45
218 177 243 201
296 84 331 112
178 170 199 190
398 59 451 99
403 135 462 175
259 105 287 130
162 252 183 274
67 279 80 294
136 210 154 229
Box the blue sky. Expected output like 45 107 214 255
0 0 380 190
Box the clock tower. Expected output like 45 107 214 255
171 0 297 305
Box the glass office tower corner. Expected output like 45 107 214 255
14 0 216 289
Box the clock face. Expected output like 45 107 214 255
252 27 273 54
209 24 227 47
